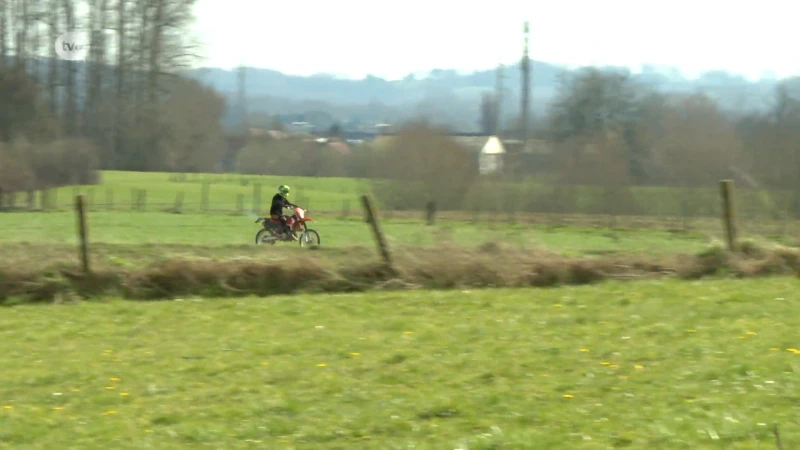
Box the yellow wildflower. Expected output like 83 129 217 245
563 394 573 398
350 352 360 357
317 363 327 367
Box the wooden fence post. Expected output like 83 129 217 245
720 179 737 251
174 192 184 213
75 195 90 273
361 195 395 272
425 201 437 226
341 199 350 218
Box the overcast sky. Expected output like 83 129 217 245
190 0 798 81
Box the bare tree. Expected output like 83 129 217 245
83 0 108 137
370 122 479 210
28 1 42 83
548 67 651 183
112 0 127 166
62 0 77 135
46 0 59 114
479 92 498 135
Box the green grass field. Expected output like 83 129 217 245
0 210 714 256
6 170 797 221
2 279 799 449
1 171 799 448
21 171 367 213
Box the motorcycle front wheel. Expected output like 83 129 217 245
299 229 320 247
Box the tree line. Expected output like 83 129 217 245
1 1 798 217
236 68 799 214
0 0 226 194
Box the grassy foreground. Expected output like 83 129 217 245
1 279 799 449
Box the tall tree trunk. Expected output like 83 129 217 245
12 0 28 71
29 3 41 84
20 0 27 68
0 0 7 66
146 0 164 169
83 0 95 135
85 0 109 137
133 0 150 125
47 0 59 114
62 0 76 136
114 0 126 167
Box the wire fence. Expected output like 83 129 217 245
1 182 799 247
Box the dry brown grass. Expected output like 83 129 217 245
0 241 797 304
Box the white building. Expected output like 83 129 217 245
478 136 506 174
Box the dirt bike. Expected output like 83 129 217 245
254 207 321 247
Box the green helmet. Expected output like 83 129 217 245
278 185 290 198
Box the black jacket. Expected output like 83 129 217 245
269 193 295 216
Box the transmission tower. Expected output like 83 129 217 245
237 64 248 133
520 20 530 145
495 63 504 137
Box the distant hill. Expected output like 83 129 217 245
184 61 786 132
9 55 783 133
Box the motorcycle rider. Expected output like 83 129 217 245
270 185 299 241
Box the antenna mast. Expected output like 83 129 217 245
495 63 504 138
237 63 248 133
520 20 530 144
